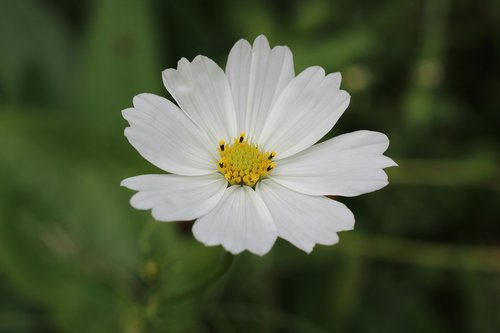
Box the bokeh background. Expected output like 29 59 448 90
1 0 499 332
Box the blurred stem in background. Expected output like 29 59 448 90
404 0 450 134
389 159 500 192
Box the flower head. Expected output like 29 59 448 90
121 35 397 255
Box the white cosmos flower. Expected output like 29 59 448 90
121 35 397 255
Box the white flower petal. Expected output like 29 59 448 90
225 35 294 139
259 66 350 159
123 94 217 176
121 173 227 222
192 185 277 256
271 130 397 196
257 179 354 253
162 55 237 143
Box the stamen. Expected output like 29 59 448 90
217 134 276 187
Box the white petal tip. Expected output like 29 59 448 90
247 246 273 256
254 34 269 43
178 57 190 66
225 247 244 255
309 65 326 76
381 156 398 168
121 107 134 118
252 250 271 257
129 198 147 211
302 247 314 254
123 126 131 138
340 212 356 231
120 178 132 188
232 38 251 51
193 233 274 257
161 68 172 79
192 54 203 62
132 94 145 107
151 209 171 222
340 89 351 102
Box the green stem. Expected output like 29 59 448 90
340 233 500 273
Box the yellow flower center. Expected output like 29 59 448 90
217 132 276 187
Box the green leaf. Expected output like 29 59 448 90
74 0 161 133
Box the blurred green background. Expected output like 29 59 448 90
1 0 499 332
